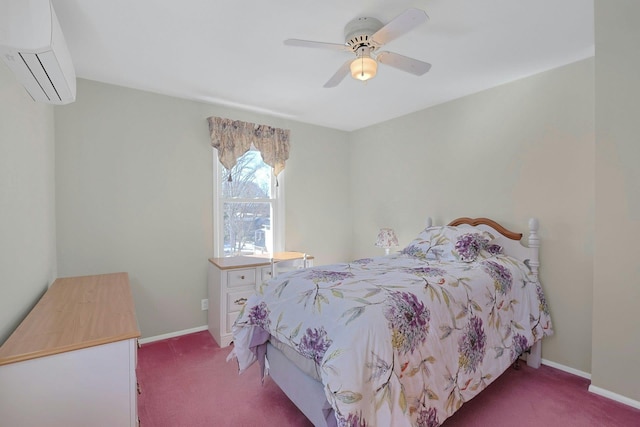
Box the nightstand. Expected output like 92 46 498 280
207 252 313 347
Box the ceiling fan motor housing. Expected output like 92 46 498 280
344 17 384 52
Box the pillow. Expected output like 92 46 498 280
401 225 501 262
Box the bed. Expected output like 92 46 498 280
228 217 553 426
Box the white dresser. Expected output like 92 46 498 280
208 252 313 347
0 272 140 427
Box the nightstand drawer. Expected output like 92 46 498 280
227 289 254 312
261 266 274 282
227 269 256 287
227 312 241 334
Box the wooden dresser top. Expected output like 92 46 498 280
208 251 314 270
0 272 140 366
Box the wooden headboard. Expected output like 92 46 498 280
426 216 540 278
447 217 523 240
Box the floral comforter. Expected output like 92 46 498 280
231 253 553 426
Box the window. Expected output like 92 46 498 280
213 148 284 257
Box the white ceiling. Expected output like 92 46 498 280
50 0 594 131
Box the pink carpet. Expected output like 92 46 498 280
137 331 311 426
137 331 640 426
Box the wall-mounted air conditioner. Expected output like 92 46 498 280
0 0 76 104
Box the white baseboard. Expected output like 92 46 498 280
541 358 591 379
138 325 208 345
588 384 640 410
541 359 640 409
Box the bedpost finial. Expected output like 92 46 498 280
529 218 539 232
425 217 433 228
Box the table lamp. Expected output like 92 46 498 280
375 228 398 255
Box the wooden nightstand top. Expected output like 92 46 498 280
208 251 313 270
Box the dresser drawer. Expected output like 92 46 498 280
227 289 254 312
227 269 256 288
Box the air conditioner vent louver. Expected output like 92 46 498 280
0 0 76 105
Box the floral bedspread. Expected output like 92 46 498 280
231 253 553 426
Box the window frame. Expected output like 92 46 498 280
212 148 285 258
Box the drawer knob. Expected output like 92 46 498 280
240 275 245 280
234 297 248 305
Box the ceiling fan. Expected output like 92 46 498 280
284 8 432 88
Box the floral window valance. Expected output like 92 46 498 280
207 116 290 179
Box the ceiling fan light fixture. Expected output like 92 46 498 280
350 56 377 82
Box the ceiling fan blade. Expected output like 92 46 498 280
323 60 352 88
372 8 428 46
377 51 431 76
284 39 350 52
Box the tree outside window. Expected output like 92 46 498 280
218 149 276 256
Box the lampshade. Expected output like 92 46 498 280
350 56 377 81
375 228 398 254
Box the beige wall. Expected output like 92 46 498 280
54 79 351 339
0 62 57 344
592 1 640 401
350 59 595 373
